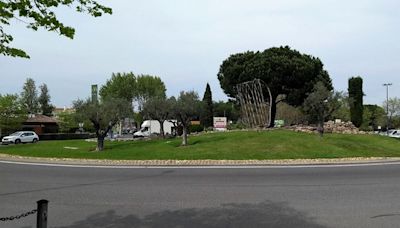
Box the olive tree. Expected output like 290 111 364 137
74 97 131 151
142 97 174 138
172 91 201 146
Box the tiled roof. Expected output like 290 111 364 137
25 114 58 123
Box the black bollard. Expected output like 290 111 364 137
36 199 48 228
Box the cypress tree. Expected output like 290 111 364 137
201 83 214 128
348 77 363 127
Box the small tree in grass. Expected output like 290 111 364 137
302 82 338 137
172 91 201 146
142 97 174 138
74 98 131 151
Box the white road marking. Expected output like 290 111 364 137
1 160 400 169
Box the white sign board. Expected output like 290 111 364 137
213 117 227 131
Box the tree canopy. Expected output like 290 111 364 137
20 77 39 114
348 76 364 128
38 83 54 116
100 73 166 111
218 46 332 127
142 97 174 138
0 94 26 136
201 83 213 128
0 0 112 58
74 97 132 151
172 91 201 146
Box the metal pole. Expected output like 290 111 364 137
383 83 392 135
36 199 48 228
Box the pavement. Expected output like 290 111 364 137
2 160 400 227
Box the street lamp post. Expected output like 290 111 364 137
383 83 392 135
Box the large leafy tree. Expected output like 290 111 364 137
136 74 166 111
100 73 166 112
218 46 332 127
100 72 137 104
0 94 26 137
201 83 213 128
171 91 201 146
38 83 54 116
20 77 39 114
0 0 112 58
74 97 132 151
348 76 363 127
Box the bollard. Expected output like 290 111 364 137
36 199 48 228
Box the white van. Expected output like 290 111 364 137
133 120 177 137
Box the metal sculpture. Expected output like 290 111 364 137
235 79 272 128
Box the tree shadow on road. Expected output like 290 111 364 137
53 201 325 228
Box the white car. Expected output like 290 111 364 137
1 131 39 145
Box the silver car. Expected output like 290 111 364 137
1 131 39 145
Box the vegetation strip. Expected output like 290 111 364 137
1 131 400 161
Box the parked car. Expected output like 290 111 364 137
1 131 39 145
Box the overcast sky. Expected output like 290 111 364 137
1 0 399 107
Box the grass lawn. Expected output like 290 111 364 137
0 130 400 160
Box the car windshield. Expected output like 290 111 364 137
10 132 22 136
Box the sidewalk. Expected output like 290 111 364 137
1 153 400 166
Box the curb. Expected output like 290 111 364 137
1 153 400 167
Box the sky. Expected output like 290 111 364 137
1 0 399 107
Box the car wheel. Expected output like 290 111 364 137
15 139 21 144
32 138 38 143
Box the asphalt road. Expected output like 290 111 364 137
1 162 400 228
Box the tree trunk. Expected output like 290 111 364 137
317 120 324 137
159 120 165 139
181 126 188 146
96 136 105 151
268 96 278 128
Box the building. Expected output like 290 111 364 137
22 114 59 135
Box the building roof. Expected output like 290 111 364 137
25 114 58 124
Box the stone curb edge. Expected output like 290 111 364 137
1 153 400 166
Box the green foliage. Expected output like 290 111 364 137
361 105 386 131
38 83 54 116
383 97 400 120
201 83 213 128
73 97 132 151
330 91 350 122
218 46 332 127
189 124 203 133
136 74 166 110
100 73 166 111
227 122 246 130
20 78 39 114
303 82 332 136
0 94 26 136
171 91 202 145
100 72 137 102
142 97 174 138
57 111 94 133
348 77 364 127
213 101 240 122
276 102 305 126
0 0 112 58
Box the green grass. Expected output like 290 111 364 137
1 130 400 160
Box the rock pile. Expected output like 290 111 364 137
286 121 367 135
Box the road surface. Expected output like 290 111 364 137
1 162 400 227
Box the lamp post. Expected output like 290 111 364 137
383 83 392 135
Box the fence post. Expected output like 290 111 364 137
36 199 48 228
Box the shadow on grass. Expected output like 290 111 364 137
52 201 325 228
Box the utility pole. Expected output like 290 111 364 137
383 83 392 135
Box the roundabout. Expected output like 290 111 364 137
1 156 400 227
